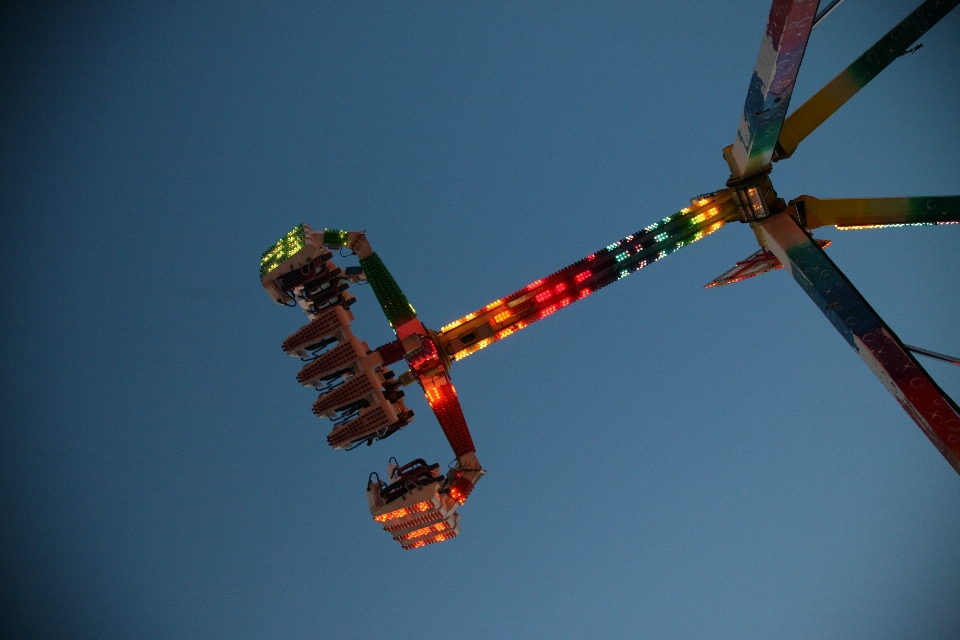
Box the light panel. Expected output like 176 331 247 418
260 224 306 279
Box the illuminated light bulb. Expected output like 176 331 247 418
396 519 451 541
484 299 505 311
493 310 512 324
440 318 464 332
525 278 545 291
398 526 432 541
615 251 628 262
574 271 591 284
558 297 572 308
606 242 620 251
578 288 591 298
655 232 668 243
535 290 553 303
373 507 409 523
836 222 949 230
554 282 566 293
539 304 559 319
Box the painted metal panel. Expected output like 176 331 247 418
732 0 818 178
796 195 960 229
754 213 960 473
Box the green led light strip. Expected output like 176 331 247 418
260 224 306 279
360 253 417 330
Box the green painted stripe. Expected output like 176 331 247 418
359 253 417 330
846 0 958 88
903 196 960 224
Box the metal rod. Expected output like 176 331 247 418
905 344 960 366
813 0 847 29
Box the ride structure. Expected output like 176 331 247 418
261 0 960 549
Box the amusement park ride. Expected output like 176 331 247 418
260 0 960 549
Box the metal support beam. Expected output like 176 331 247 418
753 212 960 473
793 195 960 229
732 0 818 178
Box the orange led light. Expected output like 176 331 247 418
439 318 464 332
425 387 442 406
373 508 408 523
373 500 434 523
400 526 460 549
493 310 512 324
483 299 505 311
395 520 452 542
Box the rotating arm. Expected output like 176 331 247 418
730 0 818 179
774 0 959 161
794 195 960 229
752 212 960 474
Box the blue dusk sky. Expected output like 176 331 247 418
2 1 959 638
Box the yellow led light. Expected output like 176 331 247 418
484 299 505 311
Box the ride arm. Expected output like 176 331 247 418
438 192 740 362
793 195 960 229
774 0 958 161
327 230 484 483
752 212 960 474
730 0 818 179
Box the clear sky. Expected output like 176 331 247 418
2 1 959 638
